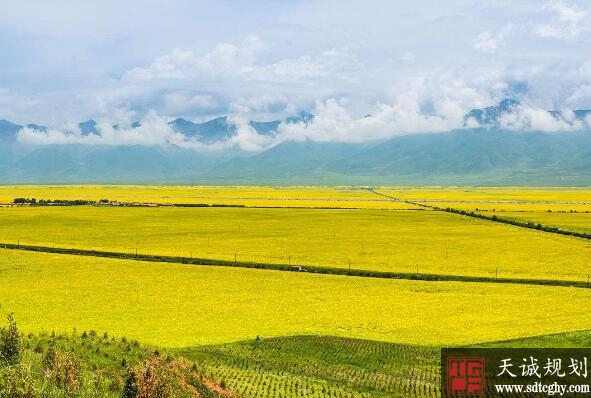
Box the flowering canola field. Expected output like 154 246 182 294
1 249 590 347
0 205 590 281
0 185 418 209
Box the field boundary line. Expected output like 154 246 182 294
369 188 591 241
1 242 589 289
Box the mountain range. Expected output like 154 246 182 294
1 101 590 185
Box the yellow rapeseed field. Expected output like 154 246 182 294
476 211 591 235
376 187 591 212
376 187 591 203
1 249 590 347
428 202 591 212
0 206 590 281
0 185 419 209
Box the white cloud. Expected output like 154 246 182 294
275 99 455 144
499 104 588 132
17 111 196 147
472 25 515 54
124 36 263 81
7 7 591 151
275 76 487 143
401 52 415 63
225 115 275 151
15 107 274 152
567 83 591 107
111 36 360 124
122 36 351 85
24 72 591 153
473 32 498 53
162 92 219 115
16 97 591 153
536 1 591 40
4 0 591 128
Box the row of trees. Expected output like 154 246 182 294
13 198 109 206
440 207 591 240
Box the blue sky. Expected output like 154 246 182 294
3 0 591 147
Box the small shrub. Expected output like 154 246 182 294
43 348 82 392
42 341 56 370
33 341 43 354
0 364 35 398
122 358 175 398
110 374 124 392
122 370 138 398
0 314 21 366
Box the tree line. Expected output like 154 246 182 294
13 198 109 206
439 207 591 240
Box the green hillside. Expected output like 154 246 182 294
3 315 589 398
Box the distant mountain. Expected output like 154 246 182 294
169 117 234 143
549 109 591 121
212 140 365 182
1 112 313 145
1 128 590 185
286 111 314 124
79 120 99 135
169 112 314 144
464 99 520 126
25 124 47 132
0 120 22 141
206 129 591 185
0 120 47 141
1 107 591 185
465 99 591 127
80 120 142 134
334 129 589 176
4 144 219 183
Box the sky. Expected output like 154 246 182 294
2 0 591 149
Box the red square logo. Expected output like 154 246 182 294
446 357 486 396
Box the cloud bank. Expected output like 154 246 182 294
18 112 194 147
4 0 591 149
536 1 591 40
17 100 591 153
